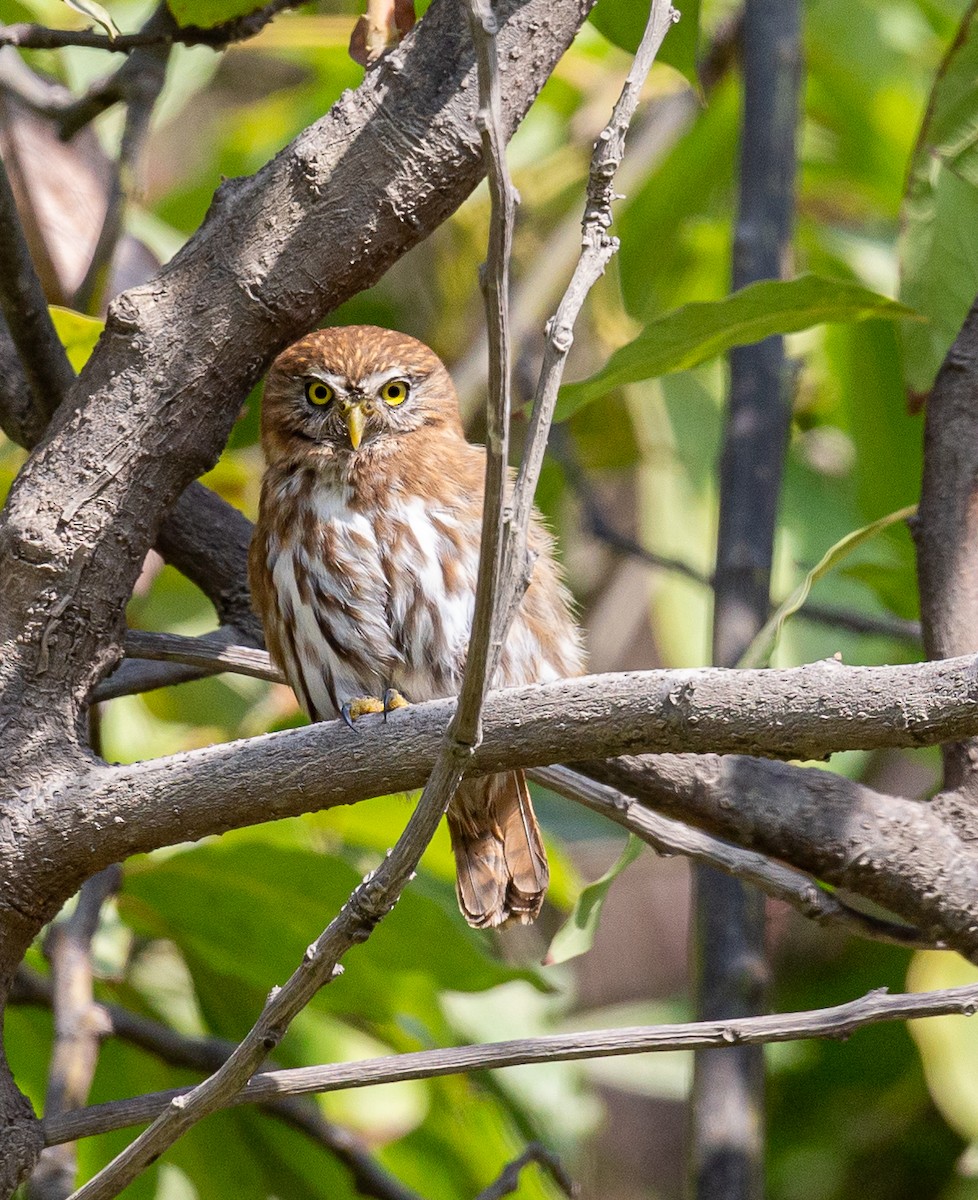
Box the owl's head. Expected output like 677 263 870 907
260 325 464 466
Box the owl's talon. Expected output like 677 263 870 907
382 688 409 720
341 696 387 728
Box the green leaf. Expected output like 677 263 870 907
901 1 978 392
120 840 544 1032
556 275 914 420
166 0 269 28
544 835 643 965
590 0 700 87
63 0 119 38
738 504 917 669
49 305 104 370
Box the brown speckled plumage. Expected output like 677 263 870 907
250 326 584 927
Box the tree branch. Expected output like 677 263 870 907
917 292 978 809
497 0 679 641
63 6 560 1193
25 869 120 1200
8 655 978 959
10 969 422 1200
0 151 73 425
43 982 978 1146
473 1143 577 1200
531 765 943 950
0 3 306 53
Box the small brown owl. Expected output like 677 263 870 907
249 326 584 928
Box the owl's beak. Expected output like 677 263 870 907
344 404 367 450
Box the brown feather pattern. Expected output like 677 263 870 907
249 326 584 927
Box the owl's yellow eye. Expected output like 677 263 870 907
305 380 334 406
380 379 410 407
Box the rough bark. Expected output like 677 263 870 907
0 0 597 1186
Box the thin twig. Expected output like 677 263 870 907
26 868 121 1200
473 1143 577 1200
65 7 525 1196
530 766 944 950
44 982 978 1146
0 2 305 53
495 0 679 644
11 969 422 1200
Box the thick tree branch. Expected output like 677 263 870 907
7 656 978 957
694 1 801 1193
43 982 978 1146
531 765 942 949
917 292 978 810
579 752 978 955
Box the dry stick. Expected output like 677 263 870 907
473 1143 577 1200
45 982 978 1147
26 868 121 1200
497 0 680 640
0 2 305 52
530 766 943 950
11 970 422 1200
65 7 521 1197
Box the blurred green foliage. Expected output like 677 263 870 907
5 0 978 1196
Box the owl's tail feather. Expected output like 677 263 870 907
447 771 549 928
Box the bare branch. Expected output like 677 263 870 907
45 982 978 1146
25 870 120 1200
473 1143 577 1200
497 0 679 642
64 7 541 1194
552 428 922 644
0 3 305 53
72 12 171 313
119 630 280 683
11 969 421 1200
917 292 978 809
531 765 944 950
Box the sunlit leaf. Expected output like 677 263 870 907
49 305 104 371
590 0 700 85
901 1 978 392
908 950 978 1148
738 504 917 669
63 0 119 38
544 835 643 965
166 0 270 28
557 275 914 420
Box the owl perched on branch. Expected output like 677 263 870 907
249 326 584 928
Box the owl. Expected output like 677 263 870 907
249 326 584 928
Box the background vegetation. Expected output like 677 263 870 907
4 0 978 1196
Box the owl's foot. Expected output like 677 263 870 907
382 688 409 720
341 691 409 729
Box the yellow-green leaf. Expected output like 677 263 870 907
49 306 105 371
544 835 643 965
737 504 917 669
